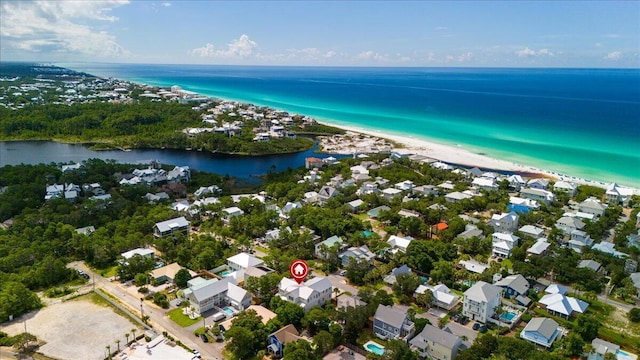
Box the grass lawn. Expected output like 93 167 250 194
168 308 201 327
92 265 118 278
500 259 512 270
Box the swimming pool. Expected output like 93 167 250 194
499 311 517 321
218 270 233 277
364 341 385 356
617 349 638 360
222 307 235 315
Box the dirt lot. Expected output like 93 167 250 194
3 294 139 360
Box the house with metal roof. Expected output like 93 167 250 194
495 274 530 298
314 235 345 259
153 216 190 238
520 317 562 348
409 324 462 360
182 277 251 315
462 281 502 323
373 304 415 341
277 276 332 312
339 245 375 266
415 284 460 311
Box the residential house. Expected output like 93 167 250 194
373 304 416 341
183 277 251 315
445 191 473 203
384 265 412 285
167 166 190 183
346 199 365 212
462 281 502 323
150 262 197 284
336 294 367 310
277 276 332 312
314 235 345 259
367 205 391 219
539 284 588 319
507 174 527 190
472 177 498 192
120 248 155 262
553 181 577 196
527 178 549 190
578 197 608 217
382 188 403 201
387 235 412 254
592 242 628 258
568 230 594 253
605 182 634 206
527 238 551 257
227 252 264 271
520 188 555 205
556 216 585 235
339 245 375 266
267 324 304 358
519 317 562 348
413 185 439 197
457 224 484 240
587 338 624 360
578 260 603 273
153 216 190 238
317 186 339 203
409 324 463 360
508 197 539 213
75 226 95 235
492 232 520 258
415 284 460 310
519 225 545 239
222 206 244 222
489 212 519 233
458 260 489 274
495 274 530 298
395 180 415 191
358 182 379 196
145 192 170 203
194 185 221 198
305 157 324 169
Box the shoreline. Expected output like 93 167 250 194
61 65 639 191
315 121 639 192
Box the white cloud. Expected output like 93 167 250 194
161 2 171 7
604 33 620 38
356 50 387 62
0 1 129 57
604 51 622 60
458 52 474 62
190 34 257 59
516 47 554 57
435 26 448 31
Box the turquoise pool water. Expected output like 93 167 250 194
222 307 235 315
363 231 372 237
500 311 517 321
617 349 637 360
218 270 233 277
364 342 385 356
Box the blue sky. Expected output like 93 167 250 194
1 0 638 67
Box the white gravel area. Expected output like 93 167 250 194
3 295 138 360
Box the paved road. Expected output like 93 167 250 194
68 262 224 360
313 271 360 295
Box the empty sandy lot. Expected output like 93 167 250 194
3 294 137 360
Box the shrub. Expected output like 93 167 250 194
629 308 640 323
521 313 533 323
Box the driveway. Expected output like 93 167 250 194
444 322 478 343
314 272 360 295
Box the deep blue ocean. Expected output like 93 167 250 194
64 63 640 187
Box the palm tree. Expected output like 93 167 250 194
106 345 111 360
116 339 121 352
131 329 136 343
125 332 130 345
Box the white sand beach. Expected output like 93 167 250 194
318 121 638 192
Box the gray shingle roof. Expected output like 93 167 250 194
375 304 407 329
410 324 462 350
523 317 559 340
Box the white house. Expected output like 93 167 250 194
527 238 551 257
409 324 463 360
507 174 527 190
556 216 585 235
227 252 264 271
415 284 460 310
339 245 375 266
183 277 251 315
381 188 403 201
472 177 498 192
605 182 634 206
519 225 545 239
489 212 519 233
520 188 555 205
394 180 415 191
578 197 608 217
445 191 473 203
492 233 520 258
387 235 413 253
278 276 332 312
527 178 549 190
568 230 594 253
539 284 589 318
121 248 155 261
153 216 190 238
462 281 502 323
553 181 577 196
223 206 245 222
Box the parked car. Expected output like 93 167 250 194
452 314 461 323
201 334 209 343
472 322 480 331
460 316 470 325
479 325 487 333
339 270 347 276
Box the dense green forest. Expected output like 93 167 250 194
0 101 315 155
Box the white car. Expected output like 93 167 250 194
339 270 347 276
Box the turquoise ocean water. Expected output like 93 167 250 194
64 64 640 187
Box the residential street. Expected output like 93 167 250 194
68 262 224 360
